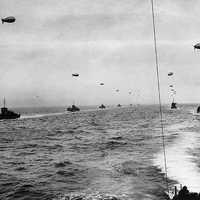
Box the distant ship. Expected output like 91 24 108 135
67 105 80 112
99 104 106 109
171 102 177 109
117 104 121 107
193 105 200 120
0 98 20 119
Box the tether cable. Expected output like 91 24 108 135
150 0 169 194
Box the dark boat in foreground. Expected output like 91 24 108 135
67 105 80 112
99 104 106 109
0 99 20 119
171 185 200 200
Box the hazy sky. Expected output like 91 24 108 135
0 0 200 106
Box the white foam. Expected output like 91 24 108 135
166 121 194 131
20 112 65 119
154 131 200 192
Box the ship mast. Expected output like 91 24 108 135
3 97 6 108
150 0 169 194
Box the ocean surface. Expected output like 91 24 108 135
0 104 200 200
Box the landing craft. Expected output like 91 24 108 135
0 98 20 119
99 104 106 109
116 89 119 92
67 104 80 112
72 73 79 77
169 85 173 87
194 43 200 50
1 16 16 24
129 92 132 94
100 83 104 85
168 72 173 76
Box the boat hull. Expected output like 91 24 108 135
0 113 20 119
67 109 80 112
67 105 80 112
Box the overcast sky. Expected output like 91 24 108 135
0 0 200 107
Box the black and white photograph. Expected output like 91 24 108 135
0 1 200 199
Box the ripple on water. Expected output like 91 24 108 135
0 105 198 200
7 184 54 200
104 140 127 150
15 166 26 171
54 193 125 200
54 161 73 168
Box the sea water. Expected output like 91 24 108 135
0 104 200 200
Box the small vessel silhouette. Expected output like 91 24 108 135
0 98 20 119
117 104 121 107
171 102 177 109
193 106 200 120
197 106 200 113
99 104 106 109
67 104 80 112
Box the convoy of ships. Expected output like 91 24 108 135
2 11 200 200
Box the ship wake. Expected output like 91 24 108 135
154 127 200 192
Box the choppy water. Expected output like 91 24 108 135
0 105 200 200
